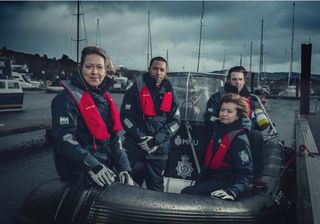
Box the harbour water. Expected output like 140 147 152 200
0 91 305 224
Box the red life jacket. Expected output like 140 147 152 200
61 81 122 141
244 97 252 117
136 77 173 116
204 128 245 170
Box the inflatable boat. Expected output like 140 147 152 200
15 72 288 224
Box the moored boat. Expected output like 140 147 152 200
0 79 24 112
12 72 41 90
46 77 64 93
15 72 289 224
110 75 130 93
46 85 63 93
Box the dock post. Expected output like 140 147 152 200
295 78 300 98
300 44 312 114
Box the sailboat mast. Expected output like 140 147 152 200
76 0 80 64
166 49 169 71
95 18 101 47
72 0 86 64
222 49 226 73
196 0 204 72
258 18 264 87
147 11 153 66
288 2 295 86
249 41 253 75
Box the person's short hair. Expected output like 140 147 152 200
80 45 115 73
149 56 168 69
220 93 249 118
227 66 247 81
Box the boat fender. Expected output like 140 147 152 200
255 108 269 130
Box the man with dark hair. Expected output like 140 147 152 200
120 56 180 191
204 66 265 185
204 66 253 122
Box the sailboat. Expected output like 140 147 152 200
15 72 289 224
252 19 271 96
278 2 300 97
277 2 314 97
46 0 87 93
0 58 24 111
0 79 24 111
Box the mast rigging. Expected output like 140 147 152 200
196 0 205 72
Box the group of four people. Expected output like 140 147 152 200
51 45 265 201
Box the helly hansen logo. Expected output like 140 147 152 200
59 117 69 125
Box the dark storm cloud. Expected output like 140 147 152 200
83 1 208 18
0 1 75 58
0 1 319 73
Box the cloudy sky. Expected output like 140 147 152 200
0 1 319 74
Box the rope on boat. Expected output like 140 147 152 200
274 143 320 189
285 144 320 167
270 144 319 209
298 144 320 157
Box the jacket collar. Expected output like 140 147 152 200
143 72 157 89
215 117 251 137
224 83 251 97
143 72 172 92
71 70 114 95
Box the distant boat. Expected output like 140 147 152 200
279 3 299 97
0 79 24 112
110 75 130 93
254 85 270 96
278 85 314 97
278 85 297 97
15 72 287 224
46 77 63 93
11 72 41 90
46 85 63 93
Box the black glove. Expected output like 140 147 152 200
138 136 158 154
119 171 134 186
88 164 115 187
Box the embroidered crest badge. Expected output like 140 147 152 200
176 155 194 179
239 150 250 164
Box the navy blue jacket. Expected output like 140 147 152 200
202 118 254 197
51 72 131 180
120 73 180 158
